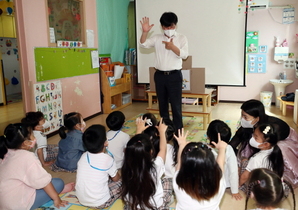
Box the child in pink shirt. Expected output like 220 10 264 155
0 123 74 210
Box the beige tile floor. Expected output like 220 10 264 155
1 101 297 209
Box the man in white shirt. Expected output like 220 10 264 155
140 12 189 131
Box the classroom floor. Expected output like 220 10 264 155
1 101 298 209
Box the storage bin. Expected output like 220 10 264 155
122 94 131 105
260 91 273 107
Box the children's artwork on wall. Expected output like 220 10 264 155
248 54 267 73
259 45 267 53
34 80 63 135
47 0 83 42
181 70 191 91
0 38 21 95
246 31 259 53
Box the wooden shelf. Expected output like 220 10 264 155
100 67 132 114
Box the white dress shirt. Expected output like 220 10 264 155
140 32 188 70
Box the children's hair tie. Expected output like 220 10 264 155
263 126 270 134
3 135 6 138
194 145 198 148
257 179 266 187
146 119 153 126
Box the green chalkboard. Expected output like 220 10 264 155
35 47 99 81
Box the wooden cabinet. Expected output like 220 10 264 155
0 1 16 38
0 15 16 38
100 69 132 114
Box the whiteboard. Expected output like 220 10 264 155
135 0 246 86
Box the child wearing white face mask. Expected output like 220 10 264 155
22 111 58 167
50 112 86 172
0 123 74 210
239 124 284 192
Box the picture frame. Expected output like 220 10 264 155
259 45 267 53
46 0 85 47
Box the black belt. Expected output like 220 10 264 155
155 69 180 75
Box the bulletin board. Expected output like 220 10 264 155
35 47 99 82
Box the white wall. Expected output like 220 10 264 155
219 0 298 102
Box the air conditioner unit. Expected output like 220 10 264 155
248 0 269 9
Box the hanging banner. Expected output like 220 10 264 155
34 80 63 134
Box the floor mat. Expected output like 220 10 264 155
122 113 239 143
38 114 239 210
38 191 176 210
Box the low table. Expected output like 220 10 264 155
277 96 294 116
146 89 214 130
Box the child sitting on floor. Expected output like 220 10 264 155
239 124 284 190
75 124 122 209
22 111 58 167
122 118 170 210
207 119 242 200
173 129 227 210
50 112 86 172
245 168 295 210
106 111 130 169
0 123 74 210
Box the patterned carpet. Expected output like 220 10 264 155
122 113 239 143
38 114 239 210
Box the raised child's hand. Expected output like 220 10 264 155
157 118 168 135
140 17 154 33
211 133 227 150
174 128 189 146
136 117 149 134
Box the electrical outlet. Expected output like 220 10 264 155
283 58 295 69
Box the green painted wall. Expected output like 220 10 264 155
96 0 130 63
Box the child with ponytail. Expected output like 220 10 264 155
245 168 295 210
50 112 86 172
239 124 284 188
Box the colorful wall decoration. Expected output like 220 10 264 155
34 80 63 135
48 0 83 42
0 38 21 95
246 31 259 53
248 54 267 73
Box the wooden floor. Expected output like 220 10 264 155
1 101 298 209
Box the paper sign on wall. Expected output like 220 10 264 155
246 31 259 53
248 54 267 73
34 80 63 135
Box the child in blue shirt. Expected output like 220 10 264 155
50 112 86 172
